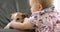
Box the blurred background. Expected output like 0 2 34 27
54 0 60 11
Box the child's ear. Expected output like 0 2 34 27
39 4 43 10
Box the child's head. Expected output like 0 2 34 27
29 0 54 12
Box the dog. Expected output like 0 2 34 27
4 12 29 29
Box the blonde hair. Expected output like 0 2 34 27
29 0 54 9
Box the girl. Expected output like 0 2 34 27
10 0 60 32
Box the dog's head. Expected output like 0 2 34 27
10 12 29 23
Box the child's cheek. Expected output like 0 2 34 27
31 7 38 12
31 8 34 11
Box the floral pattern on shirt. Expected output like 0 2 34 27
29 7 60 32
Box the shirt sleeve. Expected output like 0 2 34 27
28 16 34 22
28 16 37 25
28 11 39 24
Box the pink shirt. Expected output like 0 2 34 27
29 7 60 32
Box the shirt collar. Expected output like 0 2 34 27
32 6 55 15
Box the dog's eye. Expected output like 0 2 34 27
16 18 20 20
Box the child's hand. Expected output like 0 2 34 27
10 21 17 28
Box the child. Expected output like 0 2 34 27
10 0 60 32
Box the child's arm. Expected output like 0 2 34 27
10 18 34 30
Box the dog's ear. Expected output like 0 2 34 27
22 13 29 18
